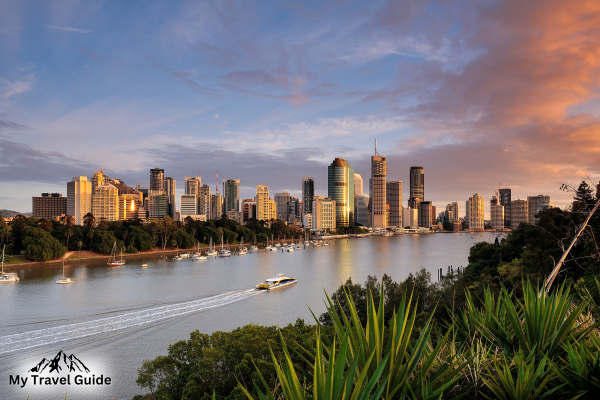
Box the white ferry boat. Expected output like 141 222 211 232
256 274 297 291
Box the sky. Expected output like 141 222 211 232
1 0 599 217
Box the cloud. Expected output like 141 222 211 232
0 77 34 99
77 49 107 61
46 25 91 34
0 119 31 132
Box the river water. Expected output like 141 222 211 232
0 232 494 399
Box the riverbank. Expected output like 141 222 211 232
2 238 309 269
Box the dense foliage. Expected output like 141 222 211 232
22 226 66 261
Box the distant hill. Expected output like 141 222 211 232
0 210 30 218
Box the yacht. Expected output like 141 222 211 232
0 245 19 282
256 274 297 291
56 255 74 284
219 234 230 258
180 253 191 259
274 242 281 247
295 244 302 250
173 255 183 261
286 245 294 252
238 238 247 255
250 245 258 251
207 238 218 256
107 242 126 267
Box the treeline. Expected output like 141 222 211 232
0 212 319 262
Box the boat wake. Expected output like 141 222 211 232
0 289 261 355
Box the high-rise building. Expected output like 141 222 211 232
465 199 470 226
302 177 315 216
149 168 164 193
199 185 211 217
445 202 460 223
370 152 387 229
164 177 176 219
527 195 550 224
491 204 505 230
223 179 240 213
312 196 336 231
90 169 106 210
274 192 291 221
511 199 528 229
242 199 256 223
431 205 437 226
418 201 432 228
67 176 92 225
386 181 402 227
211 193 223 219
288 197 301 224
32 193 67 220
354 173 364 196
402 208 418 229
355 194 370 227
328 158 354 227
408 166 424 209
185 177 202 196
119 192 145 221
499 188 512 229
468 193 485 230
180 194 197 217
148 192 168 219
256 185 273 222
92 184 120 221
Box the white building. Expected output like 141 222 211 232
354 173 364 195
312 196 336 231
402 208 418 229
468 193 485 230
180 194 197 216
67 176 92 225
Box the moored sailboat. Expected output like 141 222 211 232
107 242 126 267
0 245 19 282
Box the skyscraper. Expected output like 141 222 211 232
274 192 291 221
445 202 460 223
511 199 528 229
164 177 176 219
67 176 92 225
211 193 223 219
223 179 240 213
256 185 276 222
408 166 424 209
180 194 197 217
199 184 212 217
354 173 364 196
149 168 164 193
370 149 387 229
386 181 402 227
185 177 202 196
468 193 485 230
312 196 336 231
499 188 512 229
491 204 505 230
92 184 120 221
527 195 550 224
328 158 354 227
418 201 432 228
302 177 315 216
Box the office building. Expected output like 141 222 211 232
418 201 432 228
527 195 550 224
32 193 67 219
256 185 276 221
468 193 485 230
303 213 313 230
180 194 197 217
491 204 505 230
211 193 223 219
274 192 291 221
199 185 211 217
223 179 240 213
92 184 120 222
242 199 256 223
148 191 168 219
402 208 418 229
445 202 459 223
227 210 243 224
354 173 364 195
185 177 202 196
149 168 164 193
370 152 387 229
90 169 106 210
328 158 354 227
386 181 402 227
119 192 145 221
67 176 92 226
408 166 424 210
465 199 470 227
355 194 370 227
302 177 315 216
312 196 336 231
431 205 437 226
511 199 528 229
164 177 176 219
499 188 512 229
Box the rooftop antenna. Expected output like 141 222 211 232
375 139 379 156
216 170 219 192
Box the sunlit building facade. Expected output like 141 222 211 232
328 158 354 227
370 155 387 229
33 193 67 220
312 196 336 231
92 184 120 222
491 204 505 230
511 199 528 229
211 193 223 219
527 195 550 224
468 193 485 230
199 184 211 217
67 176 92 226
185 176 202 196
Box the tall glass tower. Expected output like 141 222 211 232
408 166 424 209
302 177 315 215
328 158 354 227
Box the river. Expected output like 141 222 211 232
0 232 495 399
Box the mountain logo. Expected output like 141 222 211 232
28 350 90 374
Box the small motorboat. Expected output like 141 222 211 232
256 274 297 291
142 264 148 268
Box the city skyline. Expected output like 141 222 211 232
1 1 598 212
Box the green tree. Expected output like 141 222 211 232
83 212 96 231
22 226 66 261
8 214 28 254
0 211 10 248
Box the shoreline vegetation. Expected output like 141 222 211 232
131 183 600 399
